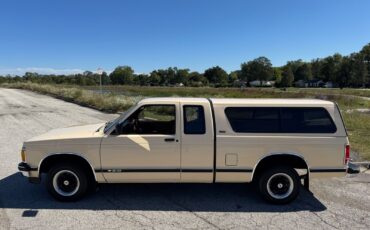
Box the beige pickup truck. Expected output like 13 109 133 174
18 98 355 204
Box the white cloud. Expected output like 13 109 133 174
0 67 85 76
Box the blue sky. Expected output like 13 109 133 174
1 0 370 75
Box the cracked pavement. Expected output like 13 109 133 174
0 88 369 230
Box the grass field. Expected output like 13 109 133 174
2 82 370 161
81 85 370 110
84 85 370 98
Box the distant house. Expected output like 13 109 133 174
294 80 305 88
249 80 275 87
233 80 247 88
324 81 336 88
294 79 328 88
305 79 324 88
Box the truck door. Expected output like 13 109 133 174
180 102 214 182
100 103 181 182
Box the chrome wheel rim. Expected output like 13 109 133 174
266 173 294 200
53 170 80 197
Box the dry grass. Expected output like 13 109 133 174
342 111 370 160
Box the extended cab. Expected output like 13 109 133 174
18 98 353 203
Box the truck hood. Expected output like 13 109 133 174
27 123 105 142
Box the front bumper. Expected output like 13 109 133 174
18 162 40 183
18 162 34 174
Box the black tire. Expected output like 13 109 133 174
258 166 300 204
46 163 89 201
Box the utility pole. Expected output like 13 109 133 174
97 68 103 94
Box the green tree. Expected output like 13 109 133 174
228 71 240 84
175 69 189 84
311 59 323 80
286 59 303 80
203 66 228 86
337 56 351 88
320 54 342 82
350 53 368 87
101 71 111 85
272 67 282 84
82 71 99 85
134 74 149 86
360 43 370 85
280 65 294 87
240 56 273 86
166 67 176 85
149 72 161 86
295 63 312 81
188 71 207 86
151 68 178 85
109 66 134 85
24 72 40 83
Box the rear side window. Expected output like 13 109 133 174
224 107 279 133
184 105 206 134
281 108 336 133
225 107 336 133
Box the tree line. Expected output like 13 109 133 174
1 43 369 88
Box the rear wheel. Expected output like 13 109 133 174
46 163 88 201
258 166 300 204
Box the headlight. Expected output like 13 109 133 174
21 146 26 162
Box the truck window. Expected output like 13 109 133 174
225 107 280 133
281 108 336 133
183 105 206 134
225 107 336 133
119 105 176 135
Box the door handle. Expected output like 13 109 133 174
164 138 175 142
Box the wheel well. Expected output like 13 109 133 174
252 154 308 182
39 154 96 182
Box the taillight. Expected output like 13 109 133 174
344 145 350 164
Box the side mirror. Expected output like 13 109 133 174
110 126 119 136
109 124 121 135
112 119 133 135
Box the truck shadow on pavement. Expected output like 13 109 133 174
0 173 326 213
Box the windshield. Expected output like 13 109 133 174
103 103 138 133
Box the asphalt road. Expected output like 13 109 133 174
0 88 369 230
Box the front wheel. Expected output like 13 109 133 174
258 166 300 204
46 163 89 201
